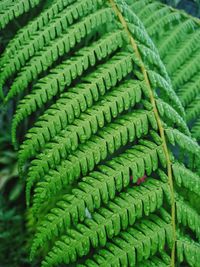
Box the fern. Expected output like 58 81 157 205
1 0 200 266
12 31 125 148
176 197 200 240
136 0 200 142
0 0 41 31
31 134 163 211
0 0 76 69
16 50 133 166
42 213 173 267
191 118 200 140
172 161 200 197
1 0 102 77
3 1 107 102
26 83 144 203
1 7 113 102
31 178 169 260
185 97 200 123
27 109 154 208
177 236 200 267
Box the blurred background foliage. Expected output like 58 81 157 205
162 0 200 16
0 0 200 266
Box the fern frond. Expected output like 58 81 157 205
143 6 171 28
185 97 200 123
0 0 76 69
137 43 170 81
41 213 172 267
16 50 133 163
3 0 102 67
172 162 200 197
146 11 183 37
3 0 105 103
178 76 200 107
0 0 41 31
172 49 200 91
191 118 200 141
156 99 189 135
11 31 125 148
29 112 157 209
1 7 113 103
130 0 151 10
78 252 171 267
31 178 168 259
177 237 200 267
165 29 200 77
116 3 156 52
118 1 185 117
25 80 142 183
141 0 200 138
158 19 196 58
176 197 200 240
2 1 200 266
165 128 200 165
133 1 162 19
147 70 184 117
136 252 171 267
24 81 142 172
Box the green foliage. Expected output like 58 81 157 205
1 0 200 267
0 131 26 266
134 0 200 143
160 0 200 18
0 0 41 31
0 199 26 267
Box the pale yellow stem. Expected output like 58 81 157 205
108 1 176 266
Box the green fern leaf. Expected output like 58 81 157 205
176 197 200 240
191 118 200 141
28 114 157 208
186 97 200 123
2 0 200 266
172 162 200 197
11 31 125 148
165 30 200 77
177 237 200 267
41 213 172 267
178 77 200 108
29 142 166 258
0 0 76 70
3 0 106 103
1 7 113 103
156 99 189 135
158 19 196 57
0 0 41 30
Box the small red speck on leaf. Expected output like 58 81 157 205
136 174 147 185
130 174 147 185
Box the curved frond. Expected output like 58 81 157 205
191 118 200 142
0 0 76 69
2 7 113 103
1 1 200 266
42 213 172 267
17 50 133 160
31 178 168 259
177 237 200 267
178 76 200 107
0 0 41 31
11 30 125 147
186 97 200 123
172 162 200 197
176 197 200 240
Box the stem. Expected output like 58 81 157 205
108 0 176 266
